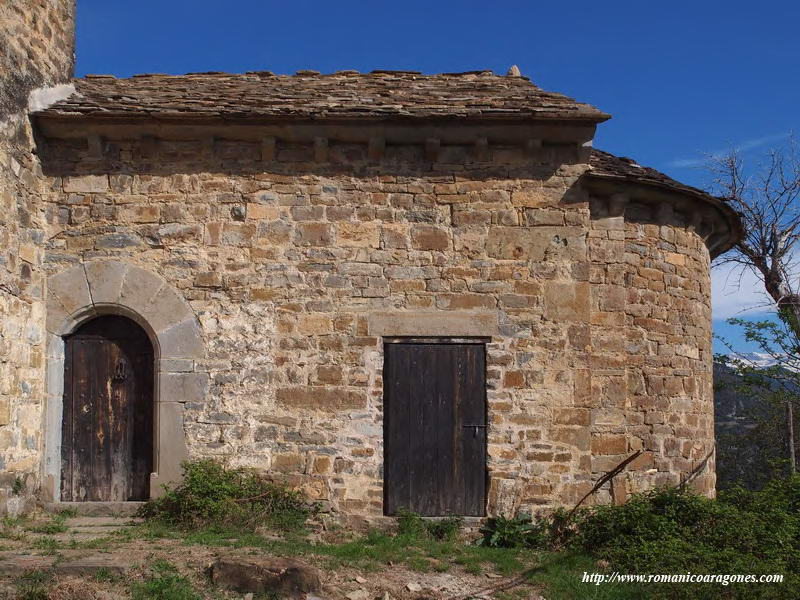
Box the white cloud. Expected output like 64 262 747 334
711 262 774 320
667 132 791 169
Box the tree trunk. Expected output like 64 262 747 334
773 300 800 477
789 401 797 476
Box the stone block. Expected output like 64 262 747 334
295 222 332 246
436 293 496 310
159 372 209 404
210 557 320 597
367 311 499 336
591 434 628 455
48 265 91 315
159 358 194 373
296 314 333 335
411 225 450 251
550 427 590 451
151 401 188 496
486 226 583 261
247 203 280 220
45 289 69 334
84 260 126 305
159 318 205 359
553 408 590 426
118 266 164 311
63 175 108 193
276 387 366 411
143 285 194 334
194 271 222 288
336 222 380 248
544 282 590 322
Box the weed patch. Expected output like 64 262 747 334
476 478 800 599
15 570 53 600
137 459 317 531
131 560 200 600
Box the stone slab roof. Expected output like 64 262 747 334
588 148 743 256
589 149 711 200
35 70 610 122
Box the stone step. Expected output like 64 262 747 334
64 517 137 528
0 553 134 575
44 501 144 517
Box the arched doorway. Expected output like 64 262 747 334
60 315 154 501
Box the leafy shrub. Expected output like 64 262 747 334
137 459 317 530
568 479 800 598
478 513 551 549
396 509 463 541
425 516 463 541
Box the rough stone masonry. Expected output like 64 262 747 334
0 0 742 520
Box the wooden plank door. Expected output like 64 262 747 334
61 315 154 502
384 342 487 516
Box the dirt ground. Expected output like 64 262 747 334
0 515 544 600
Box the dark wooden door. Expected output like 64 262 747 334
61 315 154 502
384 342 487 516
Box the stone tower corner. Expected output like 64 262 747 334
0 0 76 515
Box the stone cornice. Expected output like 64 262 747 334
582 174 743 259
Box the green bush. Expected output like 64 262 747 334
478 509 570 549
568 479 800 598
478 514 541 548
137 459 317 530
396 509 463 541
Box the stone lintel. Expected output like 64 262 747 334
367 311 499 337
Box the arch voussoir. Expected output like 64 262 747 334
43 259 206 502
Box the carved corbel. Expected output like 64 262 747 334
656 203 673 225
425 138 440 162
314 137 329 162
688 210 703 233
473 137 489 162
368 136 385 161
261 137 276 161
202 136 216 159
87 134 104 159
140 135 158 158
608 193 628 218
525 138 543 156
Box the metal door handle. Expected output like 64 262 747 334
462 424 486 438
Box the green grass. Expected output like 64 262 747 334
131 560 201 600
15 570 54 600
25 509 75 535
528 553 645 600
32 536 62 555
175 524 529 576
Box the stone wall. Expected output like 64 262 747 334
0 0 75 513
36 132 718 518
586 194 715 504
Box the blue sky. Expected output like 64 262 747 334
76 0 800 354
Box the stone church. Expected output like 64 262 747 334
1 1 742 519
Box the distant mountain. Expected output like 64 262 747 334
733 352 780 368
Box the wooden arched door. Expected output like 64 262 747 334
61 315 154 501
